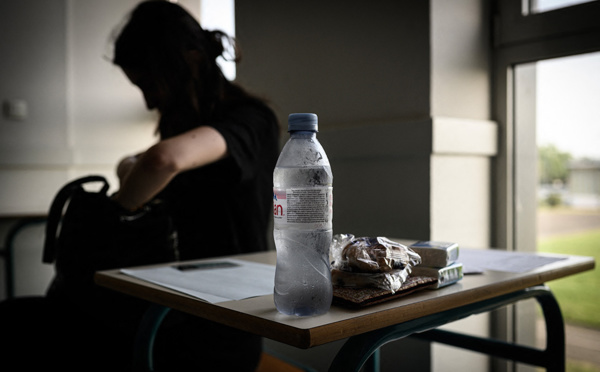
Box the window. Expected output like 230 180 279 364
524 0 596 14
494 2 600 370
493 0 600 250
200 0 236 80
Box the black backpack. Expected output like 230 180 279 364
42 175 178 322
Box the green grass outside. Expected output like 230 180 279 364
565 360 600 372
537 229 600 328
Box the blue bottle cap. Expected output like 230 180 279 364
288 113 318 132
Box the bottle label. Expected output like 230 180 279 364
273 187 333 229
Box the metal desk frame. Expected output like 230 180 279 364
133 285 564 372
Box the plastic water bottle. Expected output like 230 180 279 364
273 113 333 316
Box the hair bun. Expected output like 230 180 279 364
204 29 240 63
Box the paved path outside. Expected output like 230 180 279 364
537 320 600 368
538 209 600 239
537 209 600 369
565 323 600 367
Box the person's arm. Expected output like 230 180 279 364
116 154 139 182
113 125 228 211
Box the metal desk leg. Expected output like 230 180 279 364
538 287 566 372
414 287 565 371
328 286 564 372
133 304 171 372
364 348 381 372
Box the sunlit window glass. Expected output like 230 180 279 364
523 0 596 14
200 0 236 81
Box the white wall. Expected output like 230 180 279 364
0 1 500 370
0 0 69 215
236 1 497 371
68 1 158 168
429 1 495 370
0 0 169 217
0 0 200 297
236 2 435 369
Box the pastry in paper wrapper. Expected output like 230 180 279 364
331 267 411 293
331 234 421 293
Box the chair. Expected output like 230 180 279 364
0 217 47 298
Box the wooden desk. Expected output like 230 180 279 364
95 249 594 371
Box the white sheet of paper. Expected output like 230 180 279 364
121 259 275 303
459 249 566 273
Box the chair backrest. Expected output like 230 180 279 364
1 217 47 298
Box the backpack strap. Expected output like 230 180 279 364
42 175 110 264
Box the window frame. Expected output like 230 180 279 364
492 0 600 251
492 2 600 370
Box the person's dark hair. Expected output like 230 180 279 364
113 0 257 138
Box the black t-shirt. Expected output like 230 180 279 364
158 100 280 260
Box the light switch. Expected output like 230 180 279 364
3 99 28 120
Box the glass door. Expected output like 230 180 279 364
493 2 600 371
534 52 600 371
513 51 600 372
